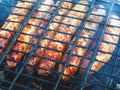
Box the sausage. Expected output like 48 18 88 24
0 0 36 55
58 5 106 81
6 0 54 68
38 1 89 76
27 0 73 71
79 15 120 74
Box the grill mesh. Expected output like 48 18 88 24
0 0 120 90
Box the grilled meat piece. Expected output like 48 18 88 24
58 5 106 81
38 1 89 76
6 0 54 68
79 15 120 74
0 0 36 55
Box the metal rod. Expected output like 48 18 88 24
7 0 43 89
80 0 116 89
8 0 65 89
53 0 96 89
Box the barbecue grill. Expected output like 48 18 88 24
0 0 120 90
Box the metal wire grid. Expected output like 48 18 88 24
80 0 117 88
0 0 120 90
79 0 120 89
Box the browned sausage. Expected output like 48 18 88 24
27 0 73 71
37 1 89 76
58 5 106 81
79 15 120 74
6 0 54 68
0 0 36 55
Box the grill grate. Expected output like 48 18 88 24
0 0 120 90
80 0 117 89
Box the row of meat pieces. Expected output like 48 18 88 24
0 0 120 81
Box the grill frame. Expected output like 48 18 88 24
0 0 120 90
